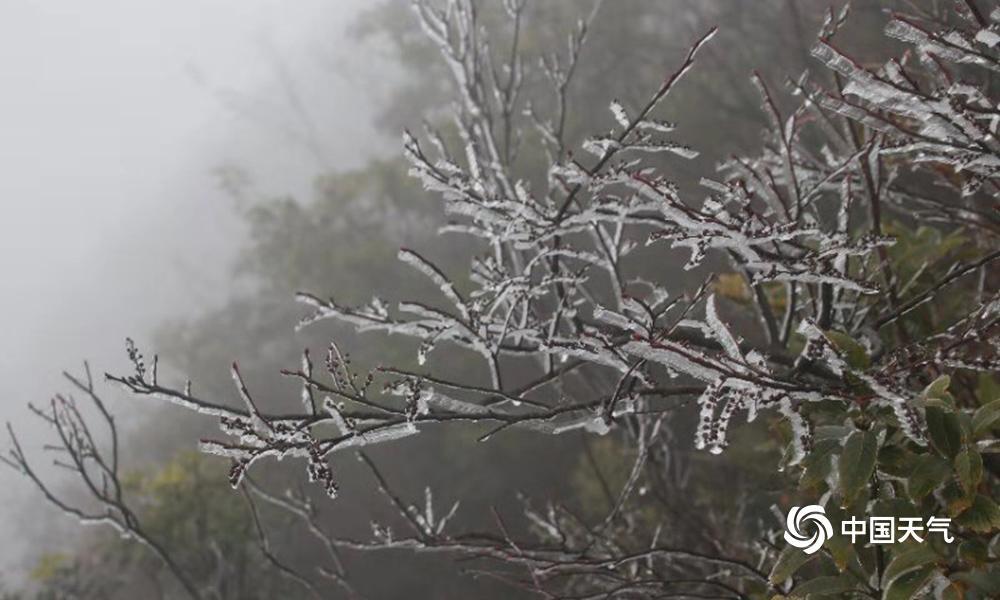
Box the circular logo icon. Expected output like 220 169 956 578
784 504 833 555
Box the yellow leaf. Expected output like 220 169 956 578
714 273 751 303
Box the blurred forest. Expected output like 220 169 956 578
6 1 992 599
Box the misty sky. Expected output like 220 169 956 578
0 0 381 578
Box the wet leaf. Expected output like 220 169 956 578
907 454 950 500
824 330 870 370
954 449 982 495
882 566 934 600
955 495 1000 533
925 407 962 459
839 430 877 505
769 545 814 585
971 399 1000 438
881 545 937 590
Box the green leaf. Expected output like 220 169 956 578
790 574 858 597
971 399 1000 438
882 566 935 600
821 504 856 571
955 495 1000 533
958 539 989 566
824 330 870 369
881 545 938 590
839 430 877 505
800 439 839 490
907 454 951 501
976 373 1000 405
955 449 983 495
942 480 974 517
926 407 963 459
769 545 814 585
924 375 951 399
877 444 916 479
824 531 855 572
921 375 955 410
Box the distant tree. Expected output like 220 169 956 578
2 367 314 600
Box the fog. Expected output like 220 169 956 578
0 0 378 579
0 2 975 598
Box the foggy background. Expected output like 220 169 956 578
0 2 920 597
0 0 378 580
